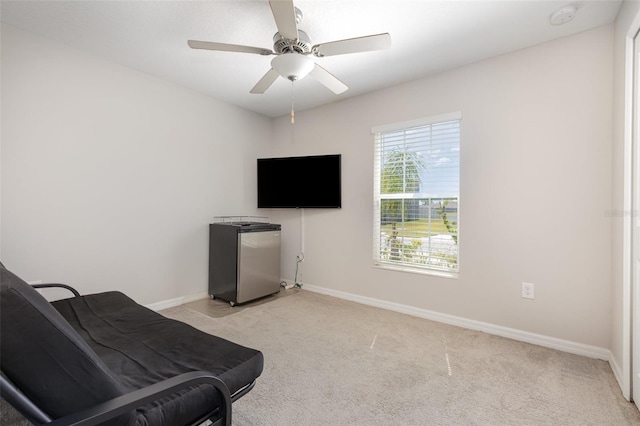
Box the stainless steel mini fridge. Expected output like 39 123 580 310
209 221 281 306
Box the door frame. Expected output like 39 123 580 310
632 30 640 408
625 9 640 403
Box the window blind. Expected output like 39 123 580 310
373 113 461 274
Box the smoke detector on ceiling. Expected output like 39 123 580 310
550 5 577 25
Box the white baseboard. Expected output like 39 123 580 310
303 283 612 361
145 291 209 311
608 353 630 400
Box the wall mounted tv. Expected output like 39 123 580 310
257 154 342 208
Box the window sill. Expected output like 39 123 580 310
372 262 459 280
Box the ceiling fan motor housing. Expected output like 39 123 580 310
273 29 312 54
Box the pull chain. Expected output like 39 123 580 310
290 80 295 125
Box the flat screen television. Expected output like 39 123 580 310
257 154 342 208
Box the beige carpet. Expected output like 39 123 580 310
2 289 640 425
170 289 640 425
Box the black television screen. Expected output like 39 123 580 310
257 154 342 208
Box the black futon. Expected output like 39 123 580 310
0 262 263 425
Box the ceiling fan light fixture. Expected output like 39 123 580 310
271 54 314 81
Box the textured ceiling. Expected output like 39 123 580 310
1 1 622 118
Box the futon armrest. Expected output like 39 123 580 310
31 283 81 297
47 371 232 426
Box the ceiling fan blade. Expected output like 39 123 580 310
250 69 280 94
309 64 348 94
188 40 273 56
269 0 298 40
313 33 391 57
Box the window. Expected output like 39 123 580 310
372 112 461 275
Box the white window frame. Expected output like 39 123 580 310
372 112 461 278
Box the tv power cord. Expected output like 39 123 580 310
294 253 304 288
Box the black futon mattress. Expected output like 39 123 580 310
51 291 263 425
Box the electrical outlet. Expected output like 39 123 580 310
522 282 535 299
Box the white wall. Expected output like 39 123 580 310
611 0 640 399
268 25 614 349
1 25 272 305
0 20 618 353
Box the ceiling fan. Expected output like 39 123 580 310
187 0 391 97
